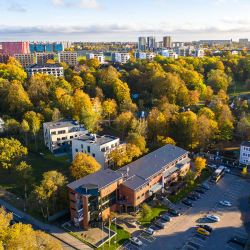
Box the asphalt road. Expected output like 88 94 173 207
126 173 250 250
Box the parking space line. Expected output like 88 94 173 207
189 239 204 247
226 245 237 250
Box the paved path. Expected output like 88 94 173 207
0 199 91 250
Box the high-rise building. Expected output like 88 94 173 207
14 54 35 67
1 42 30 56
163 36 172 48
36 53 55 64
147 36 156 50
58 52 77 66
29 42 64 53
138 37 147 51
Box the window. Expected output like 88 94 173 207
92 153 95 157
81 144 83 149
75 149 78 152
70 136 73 139
51 131 56 135
57 138 60 141
87 146 90 153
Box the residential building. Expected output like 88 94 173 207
86 53 105 63
26 64 64 77
239 141 250 165
134 52 155 60
58 52 78 66
138 37 147 51
14 54 35 67
172 42 184 48
43 120 88 154
111 52 130 63
147 36 156 50
190 48 205 58
36 53 55 64
29 42 64 53
160 49 178 59
67 144 190 229
1 42 30 56
0 54 10 64
163 36 172 48
198 40 232 46
72 133 120 168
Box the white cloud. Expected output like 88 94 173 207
51 0 100 9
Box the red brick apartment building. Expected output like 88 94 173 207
67 144 190 229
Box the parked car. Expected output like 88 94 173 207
191 192 201 198
206 214 220 222
155 219 168 229
219 200 232 207
143 227 155 235
196 227 210 236
200 183 210 190
195 188 205 194
182 199 193 207
224 167 230 173
228 236 247 247
161 214 172 222
168 209 181 216
208 164 217 170
130 237 143 246
197 224 213 233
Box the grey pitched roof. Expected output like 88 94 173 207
241 141 250 147
67 169 122 191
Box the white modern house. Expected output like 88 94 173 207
239 141 250 165
111 52 130 63
26 64 64 77
134 52 155 60
72 133 121 168
0 118 4 133
43 120 88 154
86 53 105 63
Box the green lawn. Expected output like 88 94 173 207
98 224 130 250
139 205 167 226
228 82 250 97
168 168 212 203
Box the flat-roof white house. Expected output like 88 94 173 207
72 133 121 168
0 118 4 133
111 52 130 64
239 141 250 166
43 120 88 154
86 53 105 63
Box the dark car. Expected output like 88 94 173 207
191 192 201 198
200 183 210 190
182 199 193 207
195 188 205 194
228 236 247 247
168 209 181 216
187 194 198 201
198 224 213 233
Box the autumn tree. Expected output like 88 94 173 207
194 157 206 175
20 119 30 146
115 111 134 140
207 69 232 92
34 171 67 219
157 136 176 146
70 153 101 180
0 138 27 172
126 133 148 153
102 99 117 126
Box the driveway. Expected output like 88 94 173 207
138 173 250 250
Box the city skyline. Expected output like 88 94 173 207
1 0 250 41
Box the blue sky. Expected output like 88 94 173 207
0 0 250 41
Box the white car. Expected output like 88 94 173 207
143 227 155 235
130 237 143 246
206 214 220 222
219 200 232 207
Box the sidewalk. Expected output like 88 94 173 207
0 199 92 250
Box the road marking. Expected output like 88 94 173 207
225 245 237 250
187 241 201 249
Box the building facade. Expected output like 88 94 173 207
1 42 30 56
163 36 172 48
111 52 130 63
58 52 77 66
67 144 190 229
0 54 10 64
29 42 64 53
26 64 64 77
14 54 35 67
138 37 147 51
43 120 88 154
72 134 120 168
36 53 55 64
135 52 155 60
239 141 250 165
147 36 156 50
86 53 105 63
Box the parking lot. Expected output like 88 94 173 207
139 173 250 250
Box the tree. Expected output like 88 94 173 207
102 99 117 126
184 170 196 186
71 75 84 90
70 153 101 180
157 136 176 146
115 111 134 140
34 171 67 219
24 111 42 151
126 133 148 153
207 69 232 92
194 157 206 175
237 116 250 140
140 203 152 219
16 161 33 212
21 119 30 146
0 138 27 172
0 207 62 249
4 119 20 135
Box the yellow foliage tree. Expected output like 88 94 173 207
194 157 206 175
